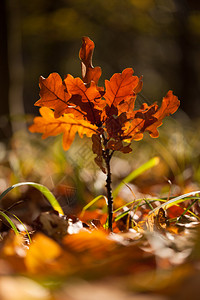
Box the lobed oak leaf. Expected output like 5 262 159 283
104 68 139 107
65 75 102 105
65 74 105 124
147 90 180 138
117 76 143 116
79 36 102 85
117 96 136 117
29 107 97 150
124 104 158 140
124 91 180 141
35 73 71 118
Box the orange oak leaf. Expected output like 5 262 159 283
104 68 139 107
35 73 72 118
116 96 136 117
124 90 180 141
29 107 97 150
147 90 180 137
117 76 143 116
79 36 102 85
65 74 105 124
65 75 103 106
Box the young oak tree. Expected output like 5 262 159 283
29 37 180 231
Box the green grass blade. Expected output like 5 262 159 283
176 199 199 223
113 198 167 214
115 210 129 222
0 211 19 235
113 200 136 214
149 191 200 216
6 211 32 243
80 195 107 218
0 182 64 215
113 156 160 199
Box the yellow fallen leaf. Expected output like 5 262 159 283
25 233 62 274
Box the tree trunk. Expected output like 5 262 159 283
7 0 25 133
0 0 11 140
175 0 200 117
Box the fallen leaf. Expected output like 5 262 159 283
25 233 62 274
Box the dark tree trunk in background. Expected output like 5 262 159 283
176 0 200 118
7 0 25 133
0 0 11 140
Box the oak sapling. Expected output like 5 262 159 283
29 37 180 231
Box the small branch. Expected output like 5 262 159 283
103 148 113 231
101 134 114 231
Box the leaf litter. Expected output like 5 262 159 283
0 196 200 299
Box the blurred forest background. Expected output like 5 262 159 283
1 0 200 141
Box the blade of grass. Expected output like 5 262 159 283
0 182 64 215
149 191 200 216
113 157 160 199
114 197 200 223
115 210 129 222
0 211 19 235
114 198 173 222
144 199 154 210
176 199 199 223
6 211 32 243
80 195 107 218
113 198 165 214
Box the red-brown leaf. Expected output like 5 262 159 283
107 140 132 153
92 134 102 156
105 112 128 139
91 134 106 173
79 36 102 85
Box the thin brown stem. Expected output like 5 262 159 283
101 133 114 231
102 148 113 231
